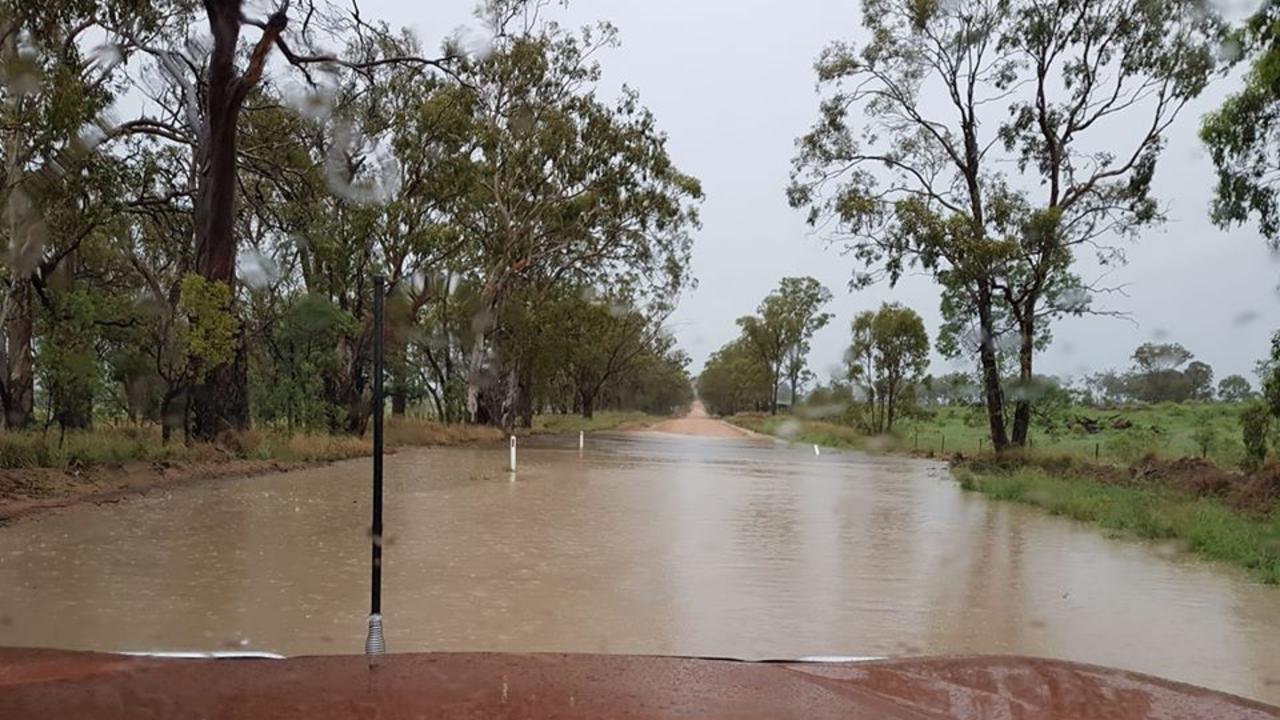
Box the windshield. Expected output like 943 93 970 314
0 0 1278 713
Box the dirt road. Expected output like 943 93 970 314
647 401 756 438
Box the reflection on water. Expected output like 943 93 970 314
0 431 1277 704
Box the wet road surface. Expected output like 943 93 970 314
0 429 1277 704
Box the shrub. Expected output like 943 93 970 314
1191 418 1220 459
0 434 52 468
1240 401 1270 471
1107 425 1165 464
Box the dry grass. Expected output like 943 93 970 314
384 419 503 447
531 411 659 435
0 417 507 471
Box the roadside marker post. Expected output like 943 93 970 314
509 436 517 473
579 430 584 452
813 444 820 456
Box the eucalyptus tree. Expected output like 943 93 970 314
697 337 773 416
737 276 831 414
555 292 669 421
1202 1 1280 244
444 2 702 424
115 0 460 439
0 0 179 428
993 0 1218 443
846 303 929 433
791 0 1218 451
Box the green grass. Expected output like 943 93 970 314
729 403 1280 582
895 403 1250 466
954 465 1280 584
728 414 895 452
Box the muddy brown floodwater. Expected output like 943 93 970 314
0 428 1278 705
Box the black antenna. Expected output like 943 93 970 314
365 275 386 655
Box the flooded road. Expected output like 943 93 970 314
0 429 1278 704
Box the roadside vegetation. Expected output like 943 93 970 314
706 279 1280 582
0 0 697 502
697 0 1280 582
953 459 1280 585
719 347 1280 582
0 410 660 472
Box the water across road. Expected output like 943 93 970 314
0 422 1277 704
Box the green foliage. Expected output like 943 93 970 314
698 337 774 416
1023 378 1074 437
178 275 239 382
1192 417 1221 459
791 0 1219 449
252 294 357 431
735 277 832 413
1106 425 1165 464
846 302 930 432
36 290 102 430
1202 1 1280 244
956 467 1280 584
1262 330 1280 418
1240 401 1271 471
1218 374 1255 403
0 0 703 445
1083 341 1218 405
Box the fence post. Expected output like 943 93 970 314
941 434 945 453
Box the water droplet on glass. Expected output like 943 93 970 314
448 24 496 60
284 81 337 121
1217 37 1243 63
89 42 124 74
1233 309 1258 326
5 188 47 275
776 419 801 438
324 122 403 205
240 248 281 290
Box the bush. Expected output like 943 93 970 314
1240 402 1270 471
0 434 53 468
1107 426 1164 464
1191 417 1220 459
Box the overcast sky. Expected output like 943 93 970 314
362 0 1280 385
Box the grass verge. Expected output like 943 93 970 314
726 414 900 453
0 418 509 472
953 463 1280 584
730 411 1280 584
0 410 655 473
